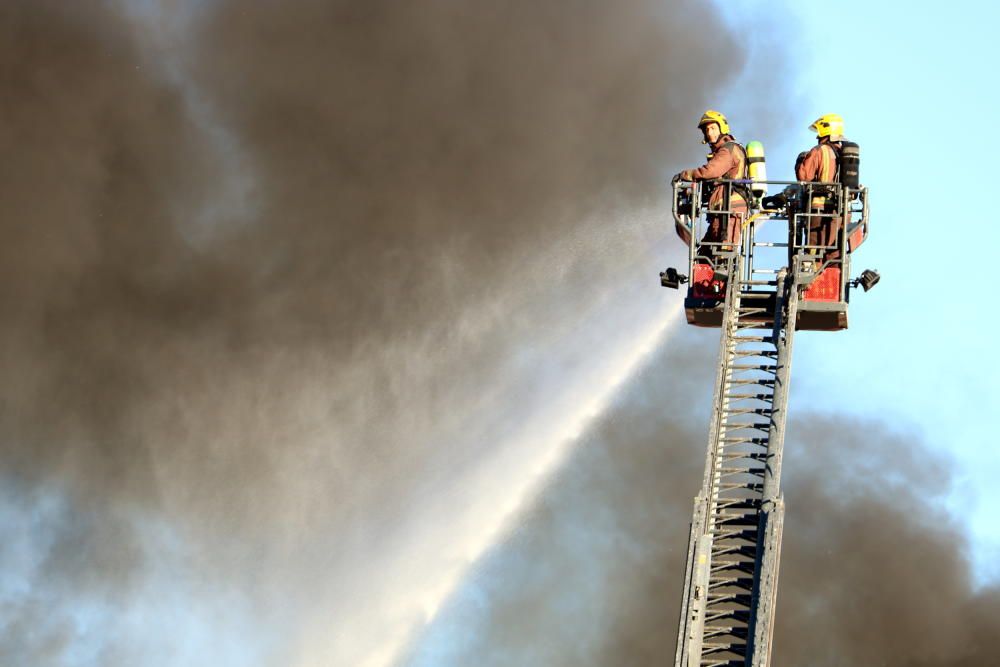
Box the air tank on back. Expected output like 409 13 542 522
839 141 861 188
746 140 767 198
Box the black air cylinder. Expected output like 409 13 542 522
839 141 860 188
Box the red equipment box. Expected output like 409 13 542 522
691 263 725 299
802 267 841 302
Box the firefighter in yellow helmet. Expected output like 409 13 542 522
674 110 749 259
796 113 845 259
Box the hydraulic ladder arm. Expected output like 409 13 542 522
666 176 874 667
674 255 801 667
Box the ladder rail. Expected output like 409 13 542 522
675 252 746 667
746 264 799 665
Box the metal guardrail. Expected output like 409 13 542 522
672 178 869 297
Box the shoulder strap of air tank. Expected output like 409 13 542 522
827 141 842 181
723 141 749 179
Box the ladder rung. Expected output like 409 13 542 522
707 592 752 605
721 452 769 462
719 434 768 444
701 642 748 656
732 335 774 343
706 609 751 623
721 423 769 433
711 556 757 567
703 634 749 648
718 498 760 512
722 470 764 479
712 528 760 541
715 519 759 529
720 470 765 478
701 637 749 649
711 561 756 575
722 436 768 444
716 504 760 515
722 407 773 415
732 352 777 361
712 547 758 557
731 364 777 372
729 378 775 387
703 621 750 634
713 522 760 534
722 405 771 413
716 517 758 528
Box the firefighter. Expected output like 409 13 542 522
796 113 845 259
674 110 749 260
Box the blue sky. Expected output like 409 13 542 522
724 0 1000 579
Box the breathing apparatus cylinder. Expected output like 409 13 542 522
746 140 767 197
839 141 860 188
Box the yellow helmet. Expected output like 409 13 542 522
809 113 844 138
697 109 730 135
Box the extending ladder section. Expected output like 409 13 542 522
674 254 800 667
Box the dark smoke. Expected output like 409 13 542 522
0 0 759 664
0 2 721 526
405 330 1000 665
774 418 1000 666
7 1 984 666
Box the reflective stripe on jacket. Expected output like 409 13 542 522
796 140 839 207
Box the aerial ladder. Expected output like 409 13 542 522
660 175 877 666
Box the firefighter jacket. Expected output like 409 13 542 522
680 134 748 212
796 139 839 208
796 139 838 182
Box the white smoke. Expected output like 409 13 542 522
286 206 685 666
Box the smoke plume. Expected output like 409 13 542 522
0 0 755 664
5 1 989 666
